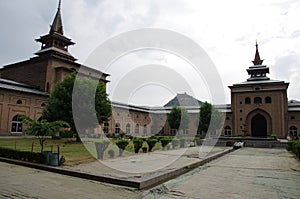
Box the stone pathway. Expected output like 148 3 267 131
64 146 229 179
0 161 141 199
144 148 300 199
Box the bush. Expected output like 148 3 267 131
60 130 74 138
142 147 148 153
172 138 179 149
146 138 158 152
160 137 172 149
108 149 115 158
115 140 129 156
287 140 300 159
0 147 46 164
180 138 185 148
95 141 110 159
124 135 134 140
133 138 144 153
270 134 277 139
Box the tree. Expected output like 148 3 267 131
21 115 69 153
198 101 224 135
198 102 212 134
167 106 189 131
43 73 111 141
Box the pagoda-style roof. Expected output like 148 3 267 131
35 0 76 62
246 42 270 81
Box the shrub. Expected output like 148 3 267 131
180 138 185 148
172 138 179 149
146 138 158 152
0 147 46 164
287 140 300 159
270 134 277 139
142 147 148 153
60 130 74 138
94 141 110 159
160 137 172 149
125 135 134 140
115 140 129 156
133 138 144 153
108 149 115 158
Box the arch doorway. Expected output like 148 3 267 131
251 113 267 137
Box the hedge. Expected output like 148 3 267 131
287 140 300 159
0 147 46 164
160 137 172 148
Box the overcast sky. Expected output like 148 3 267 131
0 0 299 106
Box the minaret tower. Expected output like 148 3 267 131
246 42 269 81
35 0 76 61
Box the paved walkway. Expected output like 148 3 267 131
144 148 300 199
1 147 299 198
0 161 142 199
64 146 228 179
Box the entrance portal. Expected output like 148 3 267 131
251 113 267 137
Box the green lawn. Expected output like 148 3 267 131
0 137 164 166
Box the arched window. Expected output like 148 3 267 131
115 123 120 134
143 125 147 135
16 99 22 104
135 124 139 134
11 115 23 133
126 124 131 135
254 97 262 104
245 97 251 104
224 126 232 136
41 102 46 107
265 96 271 103
289 126 298 138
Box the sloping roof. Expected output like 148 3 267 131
0 78 49 96
164 93 202 107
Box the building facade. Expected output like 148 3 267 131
0 2 299 139
0 2 108 134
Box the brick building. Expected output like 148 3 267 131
0 2 108 134
0 1 299 138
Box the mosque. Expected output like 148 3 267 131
0 2 299 139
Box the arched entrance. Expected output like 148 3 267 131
251 113 267 137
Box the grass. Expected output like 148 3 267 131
0 138 94 166
0 137 164 166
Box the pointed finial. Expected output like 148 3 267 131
58 0 62 10
49 0 64 35
252 41 263 65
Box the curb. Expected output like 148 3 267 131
0 147 235 190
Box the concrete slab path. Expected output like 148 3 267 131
144 148 300 199
0 161 142 199
64 146 229 179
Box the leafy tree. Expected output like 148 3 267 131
21 115 69 153
43 73 111 141
198 102 224 134
167 106 189 131
198 102 212 134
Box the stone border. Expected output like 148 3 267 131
0 147 235 190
